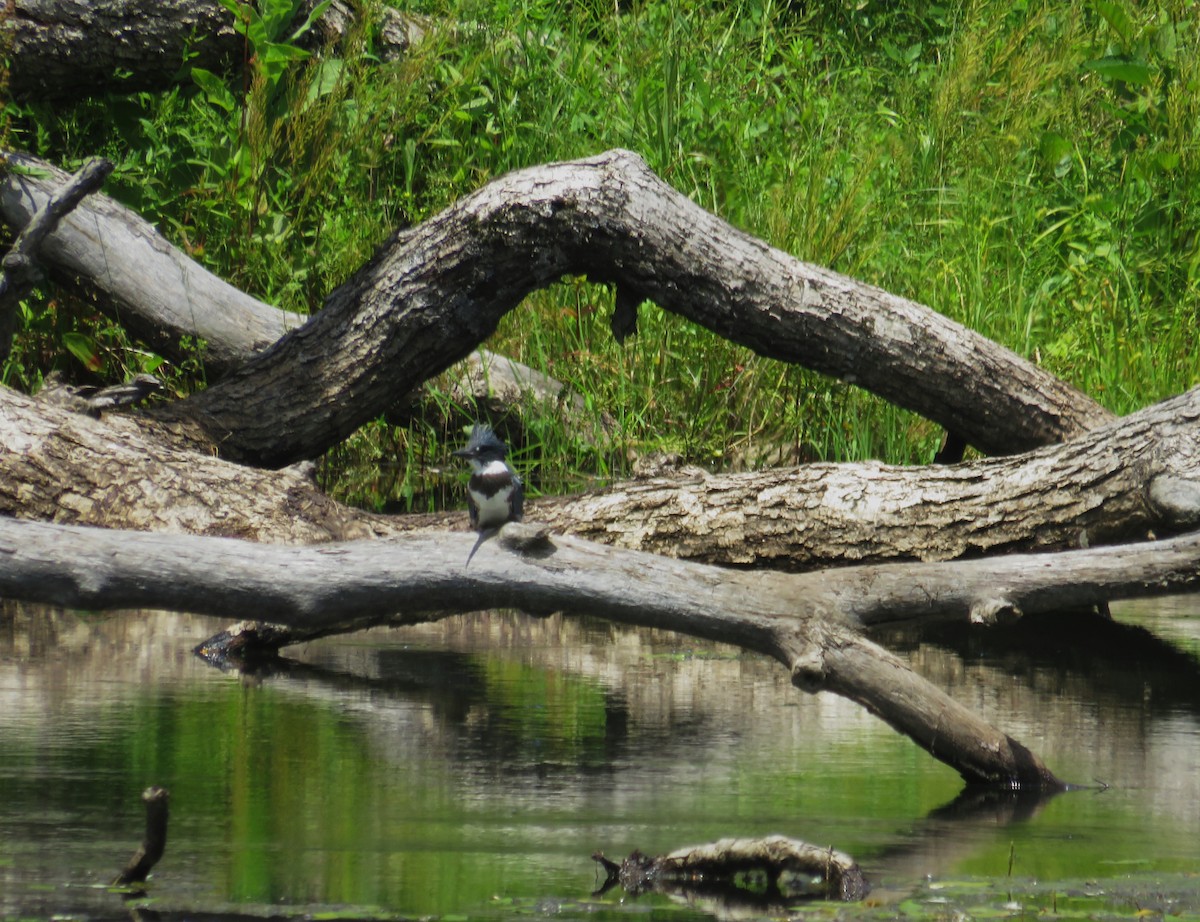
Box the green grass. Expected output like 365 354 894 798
3 0 1199 509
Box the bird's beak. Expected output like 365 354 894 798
452 448 472 458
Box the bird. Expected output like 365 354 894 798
452 424 523 564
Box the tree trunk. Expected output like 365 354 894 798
5 516 1200 785
4 382 1198 560
4 149 1112 468
0 0 423 102
139 149 1111 467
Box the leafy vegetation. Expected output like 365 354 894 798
2 0 1198 508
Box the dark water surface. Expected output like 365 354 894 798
2 597 1199 920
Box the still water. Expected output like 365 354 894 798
2 597 1199 920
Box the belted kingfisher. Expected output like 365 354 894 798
453 424 524 531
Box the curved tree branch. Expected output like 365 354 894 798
143 149 1111 466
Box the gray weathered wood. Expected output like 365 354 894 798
527 382 1200 566
3 149 1111 466
3 383 1198 559
0 151 303 375
0 157 113 361
148 149 1112 466
3 515 1199 785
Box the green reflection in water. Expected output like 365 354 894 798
3 606 1200 920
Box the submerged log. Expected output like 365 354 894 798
593 836 868 902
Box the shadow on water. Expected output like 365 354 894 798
3 597 1200 920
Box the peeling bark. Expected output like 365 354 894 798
3 381 1198 561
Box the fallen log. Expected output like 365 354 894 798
3 382 1198 559
145 149 1112 466
5 516 1200 786
592 835 869 902
0 0 424 102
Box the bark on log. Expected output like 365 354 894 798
528 383 1200 566
3 382 1198 559
139 149 1111 466
0 152 601 436
593 836 868 902
3 149 1110 467
6 516 1200 785
0 0 424 102
0 151 303 376
0 157 114 362
0 386 383 542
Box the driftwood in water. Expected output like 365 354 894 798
1 147 1198 793
593 836 868 902
5 515 1200 787
114 786 170 886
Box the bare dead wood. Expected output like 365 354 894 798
525 383 1200 566
114 786 169 886
140 149 1111 467
4 382 1199 560
4 148 1107 465
0 151 304 376
593 835 868 902
0 157 113 361
6 516 1200 785
0 153 602 439
0 0 423 101
0 386 383 542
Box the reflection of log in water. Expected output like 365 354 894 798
878 607 1200 719
114 786 169 885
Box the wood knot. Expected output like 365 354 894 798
790 645 826 691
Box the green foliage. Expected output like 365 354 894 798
3 0 1199 508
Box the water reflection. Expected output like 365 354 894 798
2 596 1199 920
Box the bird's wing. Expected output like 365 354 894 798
510 476 524 522
466 495 480 529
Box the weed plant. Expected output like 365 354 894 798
2 0 1198 510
